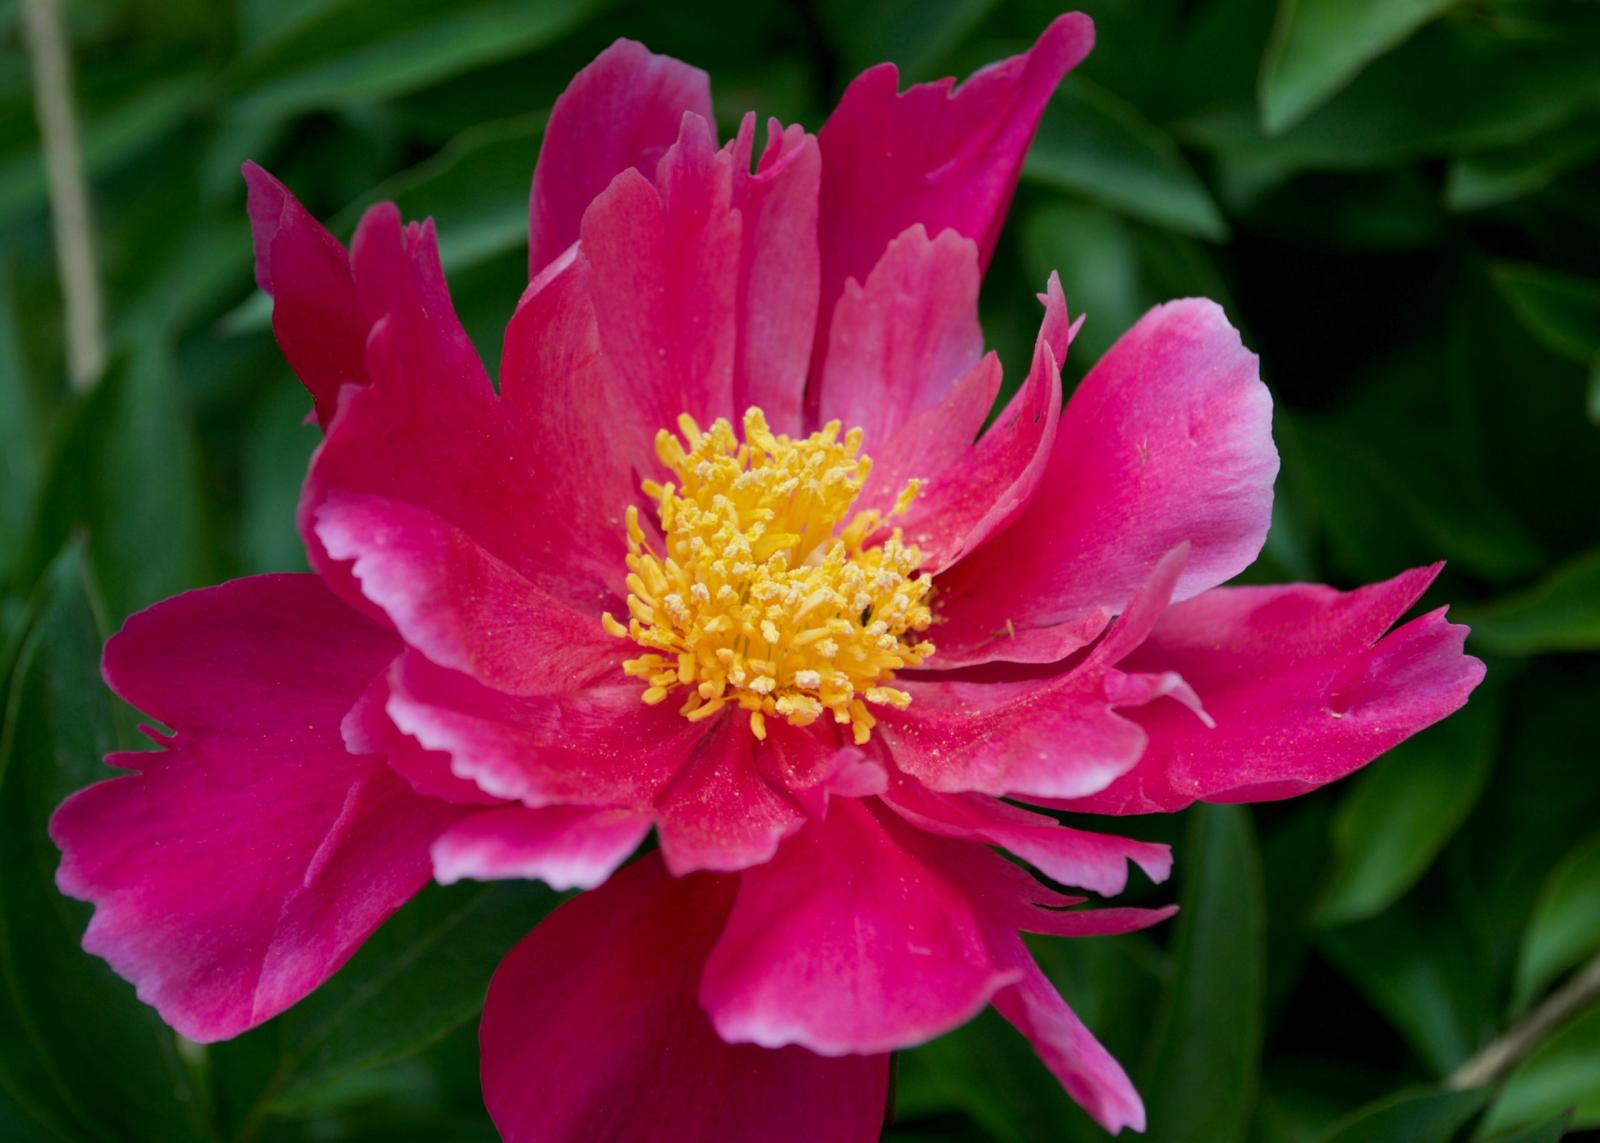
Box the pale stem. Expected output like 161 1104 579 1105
1447 951 1600 1090
22 0 105 392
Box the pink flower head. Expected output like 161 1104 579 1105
51 16 1485 1141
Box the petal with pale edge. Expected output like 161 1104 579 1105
50 575 459 1042
432 805 649 890
316 492 615 696
480 855 889 1143
386 651 703 810
1056 566 1485 814
934 299 1277 665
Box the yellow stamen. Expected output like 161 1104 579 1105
604 407 934 742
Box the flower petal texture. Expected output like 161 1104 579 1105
51 576 457 1041
53 16 1492 1142
481 854 890 1143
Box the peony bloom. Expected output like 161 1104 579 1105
51 14 1485 1141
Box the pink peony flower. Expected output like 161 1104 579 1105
51 15 1485 1140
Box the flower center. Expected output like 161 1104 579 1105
602 408 934 744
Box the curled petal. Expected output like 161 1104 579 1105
1057 566 1486 814
432 805 649 890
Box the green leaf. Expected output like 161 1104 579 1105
1026 77 1229 241
0 259 42 584
227 880 555 1121
0 550 209 1142
1317 690 1501 926
1490 262 1600 366
1514 834 1600 1012
1446 108 1600 211
0 67 207 225
1316 1085 1489 1143
1481 1000 1600 1134
1479 1109 1573 1143
1141 805 1265 1143
1017 202 1141 366
20 336 207 623
1458 550 1600 655
229 0 596 119
334 112 544 276
239 382 319 575
1317 896 1493 1076
825 0 1003 81
1184 17 1600 171
1258 0 1455 135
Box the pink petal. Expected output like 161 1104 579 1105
880 666 1149 802
501 247 645 598
50 575 459 1041
988 933 1147 1134
889 274 1073 575
728 115 821 435
816 224 983 446
304 204 607 615
700 799 1018 1055
386 651 701 809
883 777 1170 897
654 716 807 876
431 805 649 890
344 669 501 805
580 113 740 437
528 39 713 277
1059 565 1486 814
934 298 1278 665
481 855 889 1143
813 13 1093 374
316 492 615 695
242 162 368 429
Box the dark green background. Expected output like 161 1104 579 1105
2 0 1598 1140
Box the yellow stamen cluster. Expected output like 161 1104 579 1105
602 408 934 744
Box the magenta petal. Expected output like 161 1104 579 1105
816 224 983 445
387 652 702 809
316 492 614 695
50 575 458 1041
432 805 648 890
729 115 821 435
813 13 1093 370
700 800 1017 1055
881 666 1150 801
344 670 501 805
243 162 368 430
580 113 740 436
934 298 1277 664
528 38 713 277
501 248 645 595
655 716 807 876
481 855 889 1143
304 205 608 613
989 934 1146 1134
893 274 1073 575
883 778 1170 897
1061 566 1486 814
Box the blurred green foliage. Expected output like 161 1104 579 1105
2 0 1598 1140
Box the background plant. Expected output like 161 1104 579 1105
1 0 1597 1140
